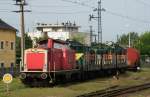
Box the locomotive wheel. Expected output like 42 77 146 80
21 77 52 87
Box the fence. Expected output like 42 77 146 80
0 65 20 78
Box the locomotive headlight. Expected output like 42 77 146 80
31 48 38 53
41 73 47 79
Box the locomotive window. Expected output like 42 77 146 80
38 43 48 48
54 42 69 49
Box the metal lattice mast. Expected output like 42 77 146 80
98 0 102 44
89 0 105 44
90 25 93 44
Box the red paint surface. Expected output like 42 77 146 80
127 48 140 67
48 39 53 48
48 49 63 71
27 53 45 70
62 49 76 70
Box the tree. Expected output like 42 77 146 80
35 36 49 43
34 32 49 43
25 34 33 49
117 31 150 55
71 33 86 44
118 32 139 47
139 32 150 55
16 36 21 64
16 33 33 64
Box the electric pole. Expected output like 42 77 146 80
90 25 93 44
14 0 30 70
117 34 119 43
89 26 96 45
89 0 105 44
93 34 97 43
129 32 131 48
98 1 101 44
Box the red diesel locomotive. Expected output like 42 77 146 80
20 39 80 85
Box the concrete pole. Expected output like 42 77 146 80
20 0 25 69
129 32 131 48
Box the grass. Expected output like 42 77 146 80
0 67 150 97
128 89 150 97
0 78 112 97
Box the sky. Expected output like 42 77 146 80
0 0 150 42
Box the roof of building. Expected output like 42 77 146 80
36 22 80 28
0 19 17 31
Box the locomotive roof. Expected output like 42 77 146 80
67 40 85 46
38 38 68 44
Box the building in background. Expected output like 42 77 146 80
36 21 79 33
0 19 17 70
28 21 91 46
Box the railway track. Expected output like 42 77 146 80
76 83 150 97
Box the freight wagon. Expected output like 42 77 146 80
127 47 140 70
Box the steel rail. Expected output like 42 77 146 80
76 83 150 97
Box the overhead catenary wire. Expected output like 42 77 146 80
0 11 10 12
60 0 150 24
105 10 150 23
29 4 73 8
32 11 90 14
1 0 150 24
0 9 90 14
135 0 150 7
61 0 95 8
0 9 11 11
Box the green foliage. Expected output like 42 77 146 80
34 32 49 43
139 32 150 55
16 36 21 59
1 68 150 97
71 33 85 44
25 34 33 49
118 32 139 47
118 31 150 55
35 36 49 43
16 33 33 63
